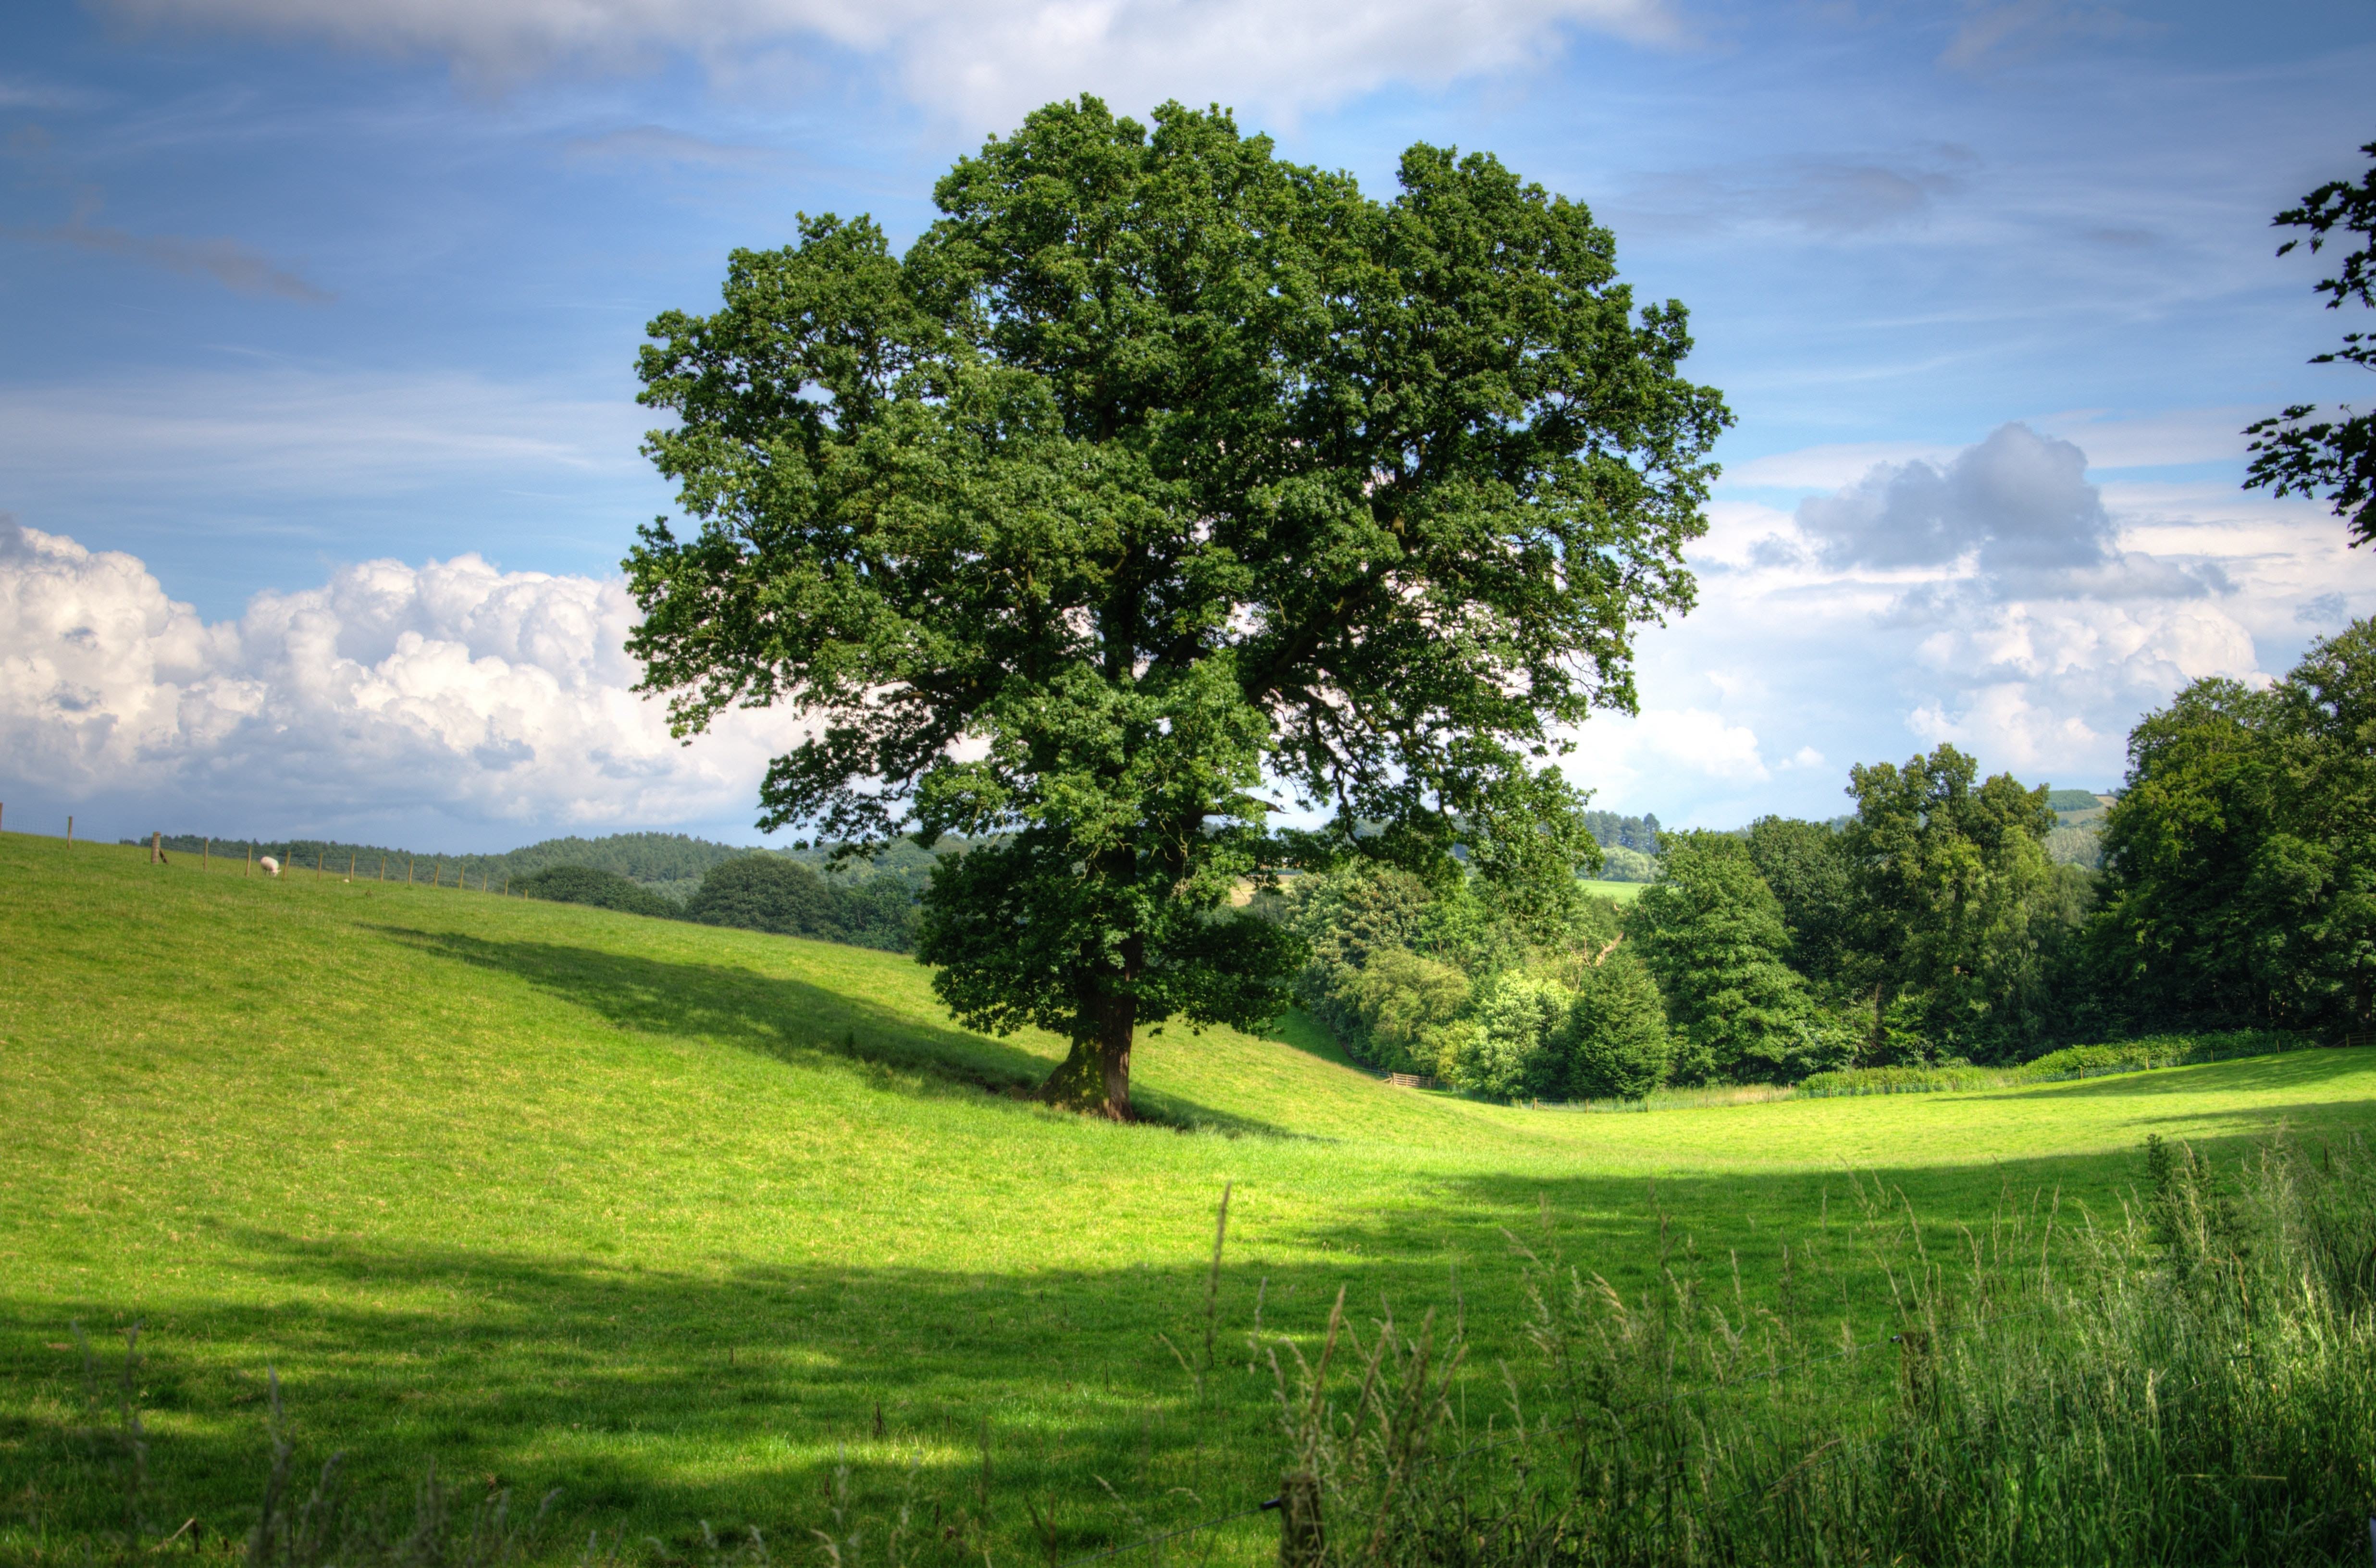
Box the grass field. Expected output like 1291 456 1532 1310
3 832 2372 1563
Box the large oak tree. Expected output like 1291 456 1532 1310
625 98 1729 1118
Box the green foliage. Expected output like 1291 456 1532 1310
1445 970 1572 1099
515 864 678 919
1797 1064 1994 1096
623 95 1728 1113
1627 832 1842 1084
1280 862 1439 1062
1342 948 1473 1076
2043 788 2106 813
2092 620 2376 1033
1594 843 1659 882
683 855 920 952
1582 809 1664 854
1742 815 1856 988
2245 140 2376 546
1561 947 1671 1100
1840 745 2071 1062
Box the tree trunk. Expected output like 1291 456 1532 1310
1039 988 1136 1121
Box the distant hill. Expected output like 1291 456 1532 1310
134 829 960 904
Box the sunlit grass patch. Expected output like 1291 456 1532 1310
2 831 2372 1563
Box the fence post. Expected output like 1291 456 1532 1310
1278 1473 1323 1568
65 815 73 846
203 837 210 872
246 845 253 878
150 832 160 865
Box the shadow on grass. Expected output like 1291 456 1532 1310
0 1156 1948 1565
371 926 1301 1141
8 1120 2362 1564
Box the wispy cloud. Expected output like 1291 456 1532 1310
0 364 647 495
1940 0 2147 71
5 193 332 301
97 0 1683 124
564 124 785 169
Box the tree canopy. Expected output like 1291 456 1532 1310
2093 620 2376 1032
626 97 1730 1117
2245 139 2376 546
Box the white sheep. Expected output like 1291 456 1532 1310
260 855 282 877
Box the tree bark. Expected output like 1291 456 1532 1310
1038 987 1137 1121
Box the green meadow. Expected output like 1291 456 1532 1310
3 831 2372 1562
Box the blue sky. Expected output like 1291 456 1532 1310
2 0 2372 848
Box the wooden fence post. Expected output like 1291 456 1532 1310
203 837 210 872
1278 1473 1323 1568
65 815 73 846
407 856 414 885
379 855 386 882
348 853 356 880
150 831 160 865
246 845 253 877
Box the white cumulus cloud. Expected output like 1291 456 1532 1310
1565 416 2366 826
98 0 1678 125
0 520 806 842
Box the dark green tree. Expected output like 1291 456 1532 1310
1743 815 1856 989
1626 832 1823 1083
2095 621 2376 1032
1562 947 1671 1100
2263 619 2376 1026
684 856 919 952
2089 681 2277 1028
1838 746 2062 1060
516 864 680 919
2245 141 2376 546
624 97 1729 1118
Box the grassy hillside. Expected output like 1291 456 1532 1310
3 832 2371 1563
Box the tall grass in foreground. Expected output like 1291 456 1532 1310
1282 1133 2376 1566
29 1135 2376 1567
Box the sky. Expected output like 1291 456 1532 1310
1 0 2372 850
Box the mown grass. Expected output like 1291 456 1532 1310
3 833 2372 1564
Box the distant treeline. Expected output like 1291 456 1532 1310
516 858 922 952
1583 810 1661 853
127 829 944 954
1280 618 2372 1099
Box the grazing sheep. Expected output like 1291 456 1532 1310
260 855 281 877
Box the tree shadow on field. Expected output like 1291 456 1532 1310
1 1122 2356 1566
370 926 1295 1138
0 1155 1964 1568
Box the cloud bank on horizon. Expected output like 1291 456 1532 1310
0 518 807 846
1572 421 2366 825
5 420 2363 848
